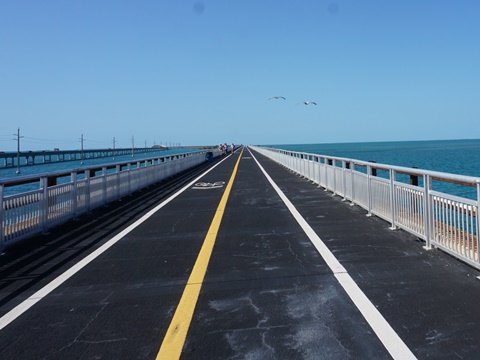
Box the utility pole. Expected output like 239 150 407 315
13 128 23 174
144 139 147 150
112 137 116 158
79 134 84 163
131 136 134 157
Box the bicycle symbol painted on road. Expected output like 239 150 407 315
192 181 225 190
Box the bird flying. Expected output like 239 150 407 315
302 101 317 105
268 96 286 100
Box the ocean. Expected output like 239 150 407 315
269 139 480 177
268 139 480 200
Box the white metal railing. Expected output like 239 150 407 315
1 149 220 251
251 146 480 270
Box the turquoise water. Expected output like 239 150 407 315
269 139 480 177
267 139 480 200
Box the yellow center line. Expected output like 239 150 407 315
156 148 244 360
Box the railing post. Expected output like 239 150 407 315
476 180 480 262
102 166 107 205
332 160 337 195
389 169 397 230
366 164 372 216
71 172 78 219
350 162 356 206
325 159 331 192
308 155 313 182
323 157 328 190
306 155 310 180
295 153 299 175
137 161 141 186
0 184 4 253
127 163 132 195
303 154 310 180
40 177 49 233
342 161 347 201
116 165 121 200
317 156 322 188
300 154 305 177
85 170 91 212
423 174 432 250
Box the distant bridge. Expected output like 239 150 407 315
0 147 167 168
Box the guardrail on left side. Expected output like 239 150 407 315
0 149 221 251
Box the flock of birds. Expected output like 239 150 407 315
268 96 316 105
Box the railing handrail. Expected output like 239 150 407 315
0 149 213 186
262 147 480 186
1 148 221 251
251 145 480 271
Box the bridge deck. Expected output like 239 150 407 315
1 147 480 359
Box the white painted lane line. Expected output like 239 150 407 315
0 155 231 331
248 148 417 360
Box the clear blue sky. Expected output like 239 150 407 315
1 1 479 151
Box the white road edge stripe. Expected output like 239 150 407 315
248 148 417 360
0 154 232 331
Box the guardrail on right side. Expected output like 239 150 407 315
250 146 480 270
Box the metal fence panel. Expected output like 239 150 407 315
251 145 480 270
1 149 216 250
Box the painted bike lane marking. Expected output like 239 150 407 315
192 181 225 189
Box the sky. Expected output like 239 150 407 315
1 1 479 151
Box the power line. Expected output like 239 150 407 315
23 136 78 143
